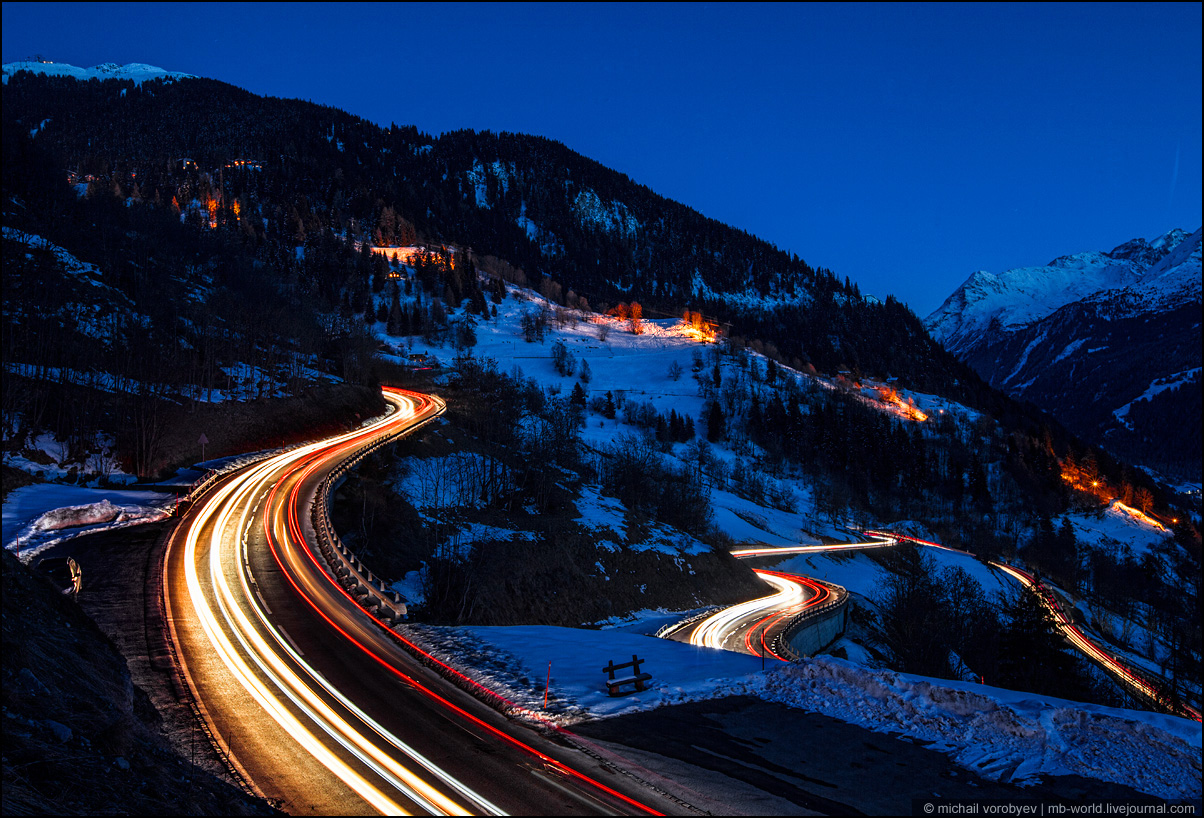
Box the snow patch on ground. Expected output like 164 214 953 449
709 485 822 546
1065 502 1171 557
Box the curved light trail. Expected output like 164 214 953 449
660 537 887 661
995 563 1202 722
164 387 665 815
881 531 1201 722
730 533 896 559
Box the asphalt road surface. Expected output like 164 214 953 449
163 387 677 815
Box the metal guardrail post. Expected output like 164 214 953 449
306 403 445 621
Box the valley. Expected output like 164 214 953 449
3 49 1201 816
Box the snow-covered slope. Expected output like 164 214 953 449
925 228 1202 485
2 61 195 86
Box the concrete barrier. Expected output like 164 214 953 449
774 581 850 661
782 603 849 657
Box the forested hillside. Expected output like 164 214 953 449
5 70 991 400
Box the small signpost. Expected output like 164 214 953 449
603 655 652 696
198 432 209 463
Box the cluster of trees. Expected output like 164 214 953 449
615 398 696 444
599 432 711 538
874 546 1118 705
1 120 389 476
607 301 644 334
689 341 1061 549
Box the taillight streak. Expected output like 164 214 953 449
257 388 663 815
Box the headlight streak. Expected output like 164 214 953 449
742 571 831 660
179 391 480 815
178 386 664 815
995 563 1202 722
215 457 479 816
730 535 896 559
690 570 813 656
261 390 662 815
250 411 506 815
672 537 893 658
881 531 1201 723
183 470 410 816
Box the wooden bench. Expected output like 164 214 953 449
603 655 652 696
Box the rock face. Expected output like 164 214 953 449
926 228 1202 484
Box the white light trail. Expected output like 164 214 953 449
689 571 808 650
177 389 511 815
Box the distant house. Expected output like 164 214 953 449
406 352 438 370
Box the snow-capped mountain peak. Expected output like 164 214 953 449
924 227 1202 485
2 60 196 86
1107 228 1189 267
925 229 1197 357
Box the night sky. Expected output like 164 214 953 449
3 2 1200 315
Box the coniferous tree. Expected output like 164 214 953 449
997 587 1084 698
602 391 617 419
569 381 587 409
706 401 725 442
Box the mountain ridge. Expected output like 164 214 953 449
926 227 1193 358
925 228 1202 484
2 60 196 85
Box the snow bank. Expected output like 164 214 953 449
3 484 171 560
426 619 1200 799
30 499 123 532
759 657 1201 800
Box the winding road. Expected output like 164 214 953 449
658 537 895 661
163 387 670 815
664 529 1201 722
869 530 1203 722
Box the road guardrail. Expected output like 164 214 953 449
309 398 445 626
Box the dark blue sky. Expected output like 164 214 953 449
4 2 1200 314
